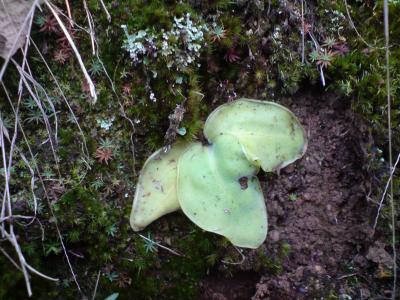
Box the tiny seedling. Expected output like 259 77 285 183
143 233 158 253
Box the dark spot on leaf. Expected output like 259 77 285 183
238 176 248 190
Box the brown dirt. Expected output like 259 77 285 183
199 92 390 299
200 272 259 300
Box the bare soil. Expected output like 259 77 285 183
199 92 392 299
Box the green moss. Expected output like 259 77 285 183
52 187 115 263
252 242 291 275
1 0 399 298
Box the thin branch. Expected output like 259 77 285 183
65 0 73 27
99 0 111 22
29 38 90 159
301 0 305 63
15 60 60 147
1 83 39 222
0 246 22 271
307 32 325 86
2 83 82 295
25 262 59 281
12 61 62 179
0 116 33 296
343 0 384 50
91 270 101 300
373 153 400 229
82 0 96 55
383 1 396 299
3 233 33 296
138 233 183 257
0 215 34 222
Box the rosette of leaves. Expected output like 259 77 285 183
130 99 307 248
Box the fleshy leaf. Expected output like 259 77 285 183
204 98 307 172
177 135 267 248
130 142 190 231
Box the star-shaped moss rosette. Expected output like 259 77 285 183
130 98 307 248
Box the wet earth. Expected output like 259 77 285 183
198 92 394 299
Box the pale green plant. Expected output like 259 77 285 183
129 99 307 248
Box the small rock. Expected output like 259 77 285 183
366 241 393 268
269 230 280 242
313 264 325 275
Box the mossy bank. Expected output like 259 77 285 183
0 0 399 299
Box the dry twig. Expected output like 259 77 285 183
138 233 184 257
382 1 396 298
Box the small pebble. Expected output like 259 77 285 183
269 229 280 242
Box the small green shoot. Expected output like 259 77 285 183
143 233 158 253
289 193 297 202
